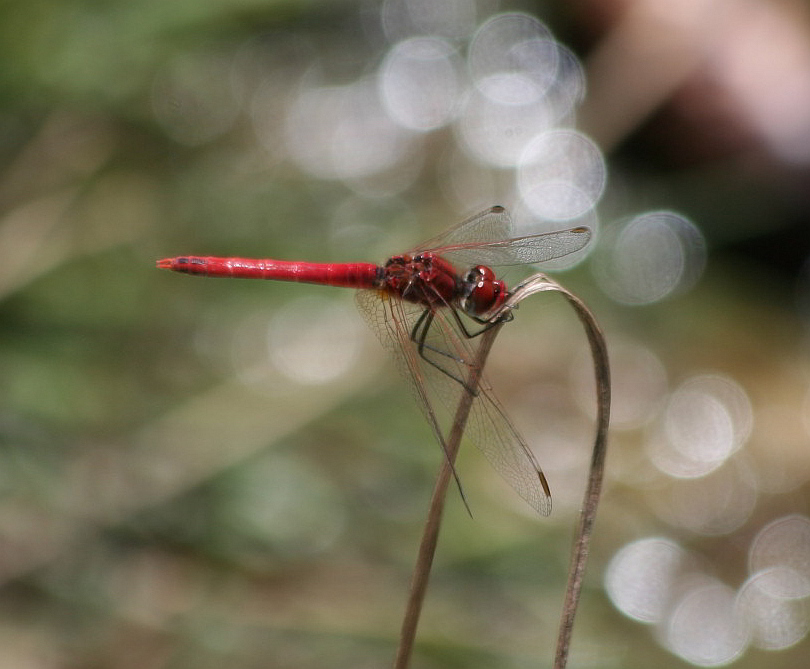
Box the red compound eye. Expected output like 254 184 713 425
462 265 506 316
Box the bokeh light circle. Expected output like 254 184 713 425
468 13 556 104
455 87 553 167
594 211 707 305
379 37 462 131
666 384 736 466
737 569 810 650
665 580 749 666
648 374 752 479
517 129 606 221
749 514 810 599
605 537 688 624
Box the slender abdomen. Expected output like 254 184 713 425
157 256 382 289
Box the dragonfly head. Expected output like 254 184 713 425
460 265 507 317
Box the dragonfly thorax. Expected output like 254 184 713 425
382 252 460 307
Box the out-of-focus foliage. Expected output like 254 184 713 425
1 1 809 668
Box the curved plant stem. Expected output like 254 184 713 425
393 273 610 669
505 274 611 669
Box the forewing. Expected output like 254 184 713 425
438 227 591 268
414 206 591 269
413 206 512 254
355 289 552 515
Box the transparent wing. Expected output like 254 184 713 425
413 206 591 269
356 289 552 516
413 206 514 252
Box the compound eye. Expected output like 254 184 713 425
466 265 494 286
461 265 502 316
465 267 483 284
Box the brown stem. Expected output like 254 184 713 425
502 274 610 669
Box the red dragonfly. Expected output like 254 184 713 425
158 206 591 515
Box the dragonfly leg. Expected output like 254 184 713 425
411 308 480 396
449 307 514 339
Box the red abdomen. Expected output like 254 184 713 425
157 257 382 289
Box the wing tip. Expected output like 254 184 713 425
538 471 553 516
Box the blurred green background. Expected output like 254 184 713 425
1 1 810 667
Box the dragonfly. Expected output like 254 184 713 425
157 206 591 515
